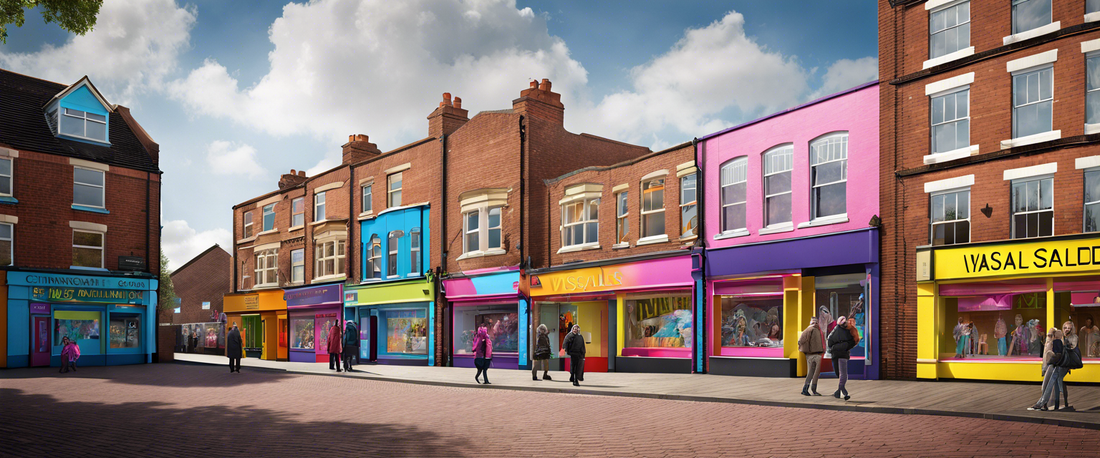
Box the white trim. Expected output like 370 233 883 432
0 214 17 224
311 274 347 284
455 248 506 261
1075 155 1100 170
925 0 963 10
255 195 280 208
313 230 348 242
713 229 750 240
923 47 975 70
923 144 979 165
0 148 17 158
676 166 698 178
1006 49 1058 73
1087 11 1100 24
314 181 344 193
924 174 974 194
1003 162 1057 181
925 74 974 97
288 225 304 232
254 241 280 252
69 221 107 232
1083 38 1100 55
309 219 332 226
611 183 629 192
255 229 278 237
356 211 375 221
1086 123 1100 135
1002 22 1060 46
556 242 600 254
999 130 1061 150
358 176 375 186
68 157 109 172
916 358 939 364
675 160 695 172
640 169 669 181
611 242 631 249
636 234 669 246
797 214 849 229
758 222 794 235
384 163 412 175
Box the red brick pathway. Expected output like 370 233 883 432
2 364 1098 457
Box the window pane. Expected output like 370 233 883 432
74 168 103 186
85 121 106 141
0 176 9 195
571 224 584 244
814 182 846 218
1013 75 1027 107
0 223 10 239
1090 0 1100 14
293 265 304 282
1039 68 1052 100
1086 202 1100 232
1039 178 1052 210
73 231 103 247
1039 210 1053 237
944 193 957 221
955 119 969 149
0 240 12 265
389 173 402 191
60 116 84 137
723 203 746 231
646 188 663 210
932 223 946 246
466 233 479 251
1087 171 1100 203
765 171 791 195
0 159 9 176
955 220 970 244
617 192 628 216
681 204 697 236
931 9 946 32
944 92 956 120
467 211 479 230
1026 180 1039 212
944 221 956 245
585 221 598 243
933 123 954 153
489 207 501 228
73 183 103 207
932 96 945 125
643 212 664 237
956 191 969 220
1013 0 1051 34
812 161 845 186
326 259 335 276
766 193 792 225
73 247 101 267
390 190 402 207
488 228 501 249
1087 91 1100 125
587 199 599 221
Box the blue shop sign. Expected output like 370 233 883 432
31 286 144 304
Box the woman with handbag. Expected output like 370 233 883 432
1058 321 1083 411
473 326 493 384
532 324 552 381
1029 328 1064 411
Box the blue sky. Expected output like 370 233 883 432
0 0 877 269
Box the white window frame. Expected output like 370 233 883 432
928 1 971 60
1087 52 1100 133
487 207 502 250
365 235 381 281
61 107 107 143
72 229 104 269
763 145 793 229
0 157 11 197
262 203 275 232
615 191 629 244
315 239 346 280
810 133 849 221
562 198 599 248
1011 175 1054 239
640 178 665 238
0 222 12 266
387 172 402 207
291 197 304 228
930 87 970 155
362 184 373 213
1012 65 1054 140
314 192 326 222
1012 0 1052 35
1086 167 1100 232
243 211 253 238
291 248 305 284
387 230 403 278
73 166 105 209
1089 0 1100 22
464 209 480 254
680 173 697 238
254 249 278 287
719 157 748 236
930 188 971 246
410 228 421 276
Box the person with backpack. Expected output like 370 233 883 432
562 325 586 386
59 336 80 373
343 320 360 372
1057 321 1083 411
1030 328 1064 411
473 325 493 384
532 324 552 381
798 316 825 396
827 316 858 400
327 322 343 373
226 323 243 373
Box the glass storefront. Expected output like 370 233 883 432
380 309 427 356
291 317 315 350
109 315 141 349
54 310 101 356
622 294 692 356
453 304 517 356
718 293 783 356
815 273 869 361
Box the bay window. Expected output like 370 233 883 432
254 249 277 286
315 239 346 278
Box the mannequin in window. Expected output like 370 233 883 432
1007 314 1028 357
1028 319 1044 356
953 317 968 359
1081 315 1099 358
994 315 1008 356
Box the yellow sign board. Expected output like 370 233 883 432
933 236 1100 281
223 290 286 313
530 266 623 296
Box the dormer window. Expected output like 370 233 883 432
61 108 107 142
44 77 113 145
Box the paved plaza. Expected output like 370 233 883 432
2 362 1099 457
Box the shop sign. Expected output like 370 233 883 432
285 285 342 307
537 267 623 294
244 296 260 310
202 301 211 310
344 291 358 304
531 256 693 295
31 287 143 304
29 303 49 314
22 273 150 290
934 237 1100 280
634 296 691 321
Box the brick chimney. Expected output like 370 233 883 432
427 92 469 137
512 78 564 124
341 134 382 164
279 169 308 189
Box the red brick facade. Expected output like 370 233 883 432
170 245 231 325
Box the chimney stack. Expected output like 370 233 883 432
279 168 308 189
341 134 382 165
513 78 564 124
427 92 469 137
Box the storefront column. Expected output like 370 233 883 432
518 298 528 370
1045 278 1055 333
916 282 938 380
615 294 625 364
790 276 814 377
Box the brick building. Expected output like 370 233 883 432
880 0 1100 382
0 70 162 368
171 245 231 325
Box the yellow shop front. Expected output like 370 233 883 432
223 290 287 360
916 234 1100 382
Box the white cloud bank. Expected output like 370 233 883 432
812 56 879 100
161 220 231 270
206 140 266 178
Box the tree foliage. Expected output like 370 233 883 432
158 252 177 311
0 0 103 44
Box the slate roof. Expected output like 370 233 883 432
0 69 160 173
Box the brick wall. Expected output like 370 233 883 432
170 245 231 325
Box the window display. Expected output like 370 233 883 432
109 315 141 349
454 305 518 354
720 296 783 351
940 293 1045 359
291 317 314 350
624 295 692 349
316 314 338 355
54 310 101 355
381 309 427 355
815 273 869 360
204 322 220 348
1056 288 1100 360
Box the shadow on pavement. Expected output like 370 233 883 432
0 388 468 457
0 363 297 388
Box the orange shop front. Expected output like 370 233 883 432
223 290 287 360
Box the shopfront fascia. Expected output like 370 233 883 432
344 276 435 366
705 228 880 379
528 254 698 374
5 271 157 368
285 283 343 363
223 289 287 360
916 234 1100 382
443 268 527 370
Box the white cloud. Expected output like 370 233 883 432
161 220 231 270
168 0 587 148
0 0 196 105
206 140 266 178
812 57 878 99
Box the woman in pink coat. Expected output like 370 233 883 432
472 326 493 384
59 336 80 373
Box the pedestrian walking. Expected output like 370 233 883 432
226 323 243 373
798 316 825 396
1030 328 1064 411
1059 321 1083 411
327 322 343 372
59 337 79 373
563 324 586 386
343 320 359 372
473 326 493 384
532 324 552 381
827 316 858 400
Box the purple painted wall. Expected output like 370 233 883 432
700 83 879 246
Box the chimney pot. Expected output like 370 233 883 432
356 134 368 142
439 102 445 108
348 134 355 143
290 169 296 175
299 171 306 177
443 92 452 106
539 78 551 91
530 80 538 89
454 97 462 109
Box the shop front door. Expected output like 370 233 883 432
31 315 50 367
539 304 562 370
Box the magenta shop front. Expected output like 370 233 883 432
442 267 528 370
286 283 344 363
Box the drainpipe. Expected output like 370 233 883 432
348 165 355 282
518 115 526 267
439 133 448 366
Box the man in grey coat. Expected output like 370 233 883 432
562 325 586 386
226 323 243 373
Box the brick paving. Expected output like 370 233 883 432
2 364 1099 457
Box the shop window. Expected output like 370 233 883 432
254 249 277 286
54 311 100 356
562 198 599 247
680 173 697 237
380 309 427 355
720 157 747 232
1086 169 1100 232
464 210 480 253
291 197 304 227
810 133 848 219
388 171 402 207
262 203 275 232
366 235 381 280
73 167 105 208
815 273 870 362
387 230 403 278
623 295 692 355
719 295 783 355
930 1 970 59
291 317 314 350
72 229 103 268
0 157 11 196
361 184 372 213
291 248 304 283
109 315 141 349
1012 66 1053 139
61 108 107 142
1012 0 1051 35
931 188 970 246
931 88 970 154
315 239 345 278
615 191 629 243
1088 55 1100 126
314 192 326 222
940 291 1047 360
243 211 253 238
1054 289 1100 359
410 228 421 275
763 145 793 227
453 305 517 356
1011 176 1053 239
641 178 664 237
0 222 11 266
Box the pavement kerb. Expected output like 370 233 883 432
172 360 1100 431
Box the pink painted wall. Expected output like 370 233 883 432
701 84 879 247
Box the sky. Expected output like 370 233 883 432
0 0 878 269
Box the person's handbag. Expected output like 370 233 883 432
1061 346 1083 369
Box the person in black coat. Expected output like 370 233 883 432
342 320 359 372
827 316 858 400
226 324 243 373
562 325 586 386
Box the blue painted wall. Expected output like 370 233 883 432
360 205 430 281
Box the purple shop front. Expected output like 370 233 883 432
285 283 344 363
443 267 528 370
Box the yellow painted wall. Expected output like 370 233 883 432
937 361 1100 382
574 301 604 357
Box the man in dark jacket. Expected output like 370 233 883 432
343 320 359 372
562 325 586 386
226 323 243 373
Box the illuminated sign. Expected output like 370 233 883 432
933 236 1100 280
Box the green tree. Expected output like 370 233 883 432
158 252 177 311
0 0 103 44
